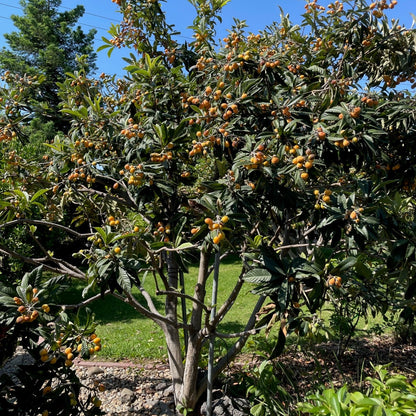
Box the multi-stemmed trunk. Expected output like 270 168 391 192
158 249 265 414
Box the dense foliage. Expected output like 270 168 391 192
1 0 416 414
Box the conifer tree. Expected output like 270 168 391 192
0 0 97 130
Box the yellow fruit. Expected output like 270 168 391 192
64 347 72 355
65 359 73 367
42 304 50 313
40 354 49 362
66 353 74 361
39 349 48 356
114 247 121 254
300 172 309 180
93 337 101 345
221 215 229 223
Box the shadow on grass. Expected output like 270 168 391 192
58 283 164 324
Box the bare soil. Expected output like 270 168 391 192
223 335 416 405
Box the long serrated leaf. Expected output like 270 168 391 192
117 267 132 293
243 268 273 284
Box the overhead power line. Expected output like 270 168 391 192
0 1 112 31
0 1 117 22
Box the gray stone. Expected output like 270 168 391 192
120 387 135 403
200 390 250 416
86 367 104 377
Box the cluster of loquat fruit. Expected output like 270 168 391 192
14 288 50 324
313 189 332 209
244 144 279 170
0 125 15 142
327 275 342 288
120 118 145 139
39 333 102 368
199 216 229 245
119 163 149 187
153 221 171 242
346 208 363 223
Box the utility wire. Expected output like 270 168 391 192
0 2 111 31
0 1 194 40
0 1 117 22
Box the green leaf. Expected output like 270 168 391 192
176 242 194 250
332 257 357 273
117 267 132 293
243 269 273 284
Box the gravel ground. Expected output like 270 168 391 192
75 361 176 416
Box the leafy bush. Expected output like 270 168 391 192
0 267 103 415
298 365 416 416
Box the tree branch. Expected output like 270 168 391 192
0 218 92 238
156 289 210 313
0 244 86 279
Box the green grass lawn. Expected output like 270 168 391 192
63 258 260 361
62 259 394 362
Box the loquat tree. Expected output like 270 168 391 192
1 0 416 414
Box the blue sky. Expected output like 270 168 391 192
0 0 415 77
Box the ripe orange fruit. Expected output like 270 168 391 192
93 337 101 345
300 172 309 180
204 217 213 226
221 215 229 224
39 349 48 356
349 211 357 220
317 131 326 140
114 247 121 254
64 347 72 355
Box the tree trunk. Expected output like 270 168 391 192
179 248 211 412
164 252 185 407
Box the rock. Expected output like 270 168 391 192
200 390 250 416
87 367 104 377
120 387 135 403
